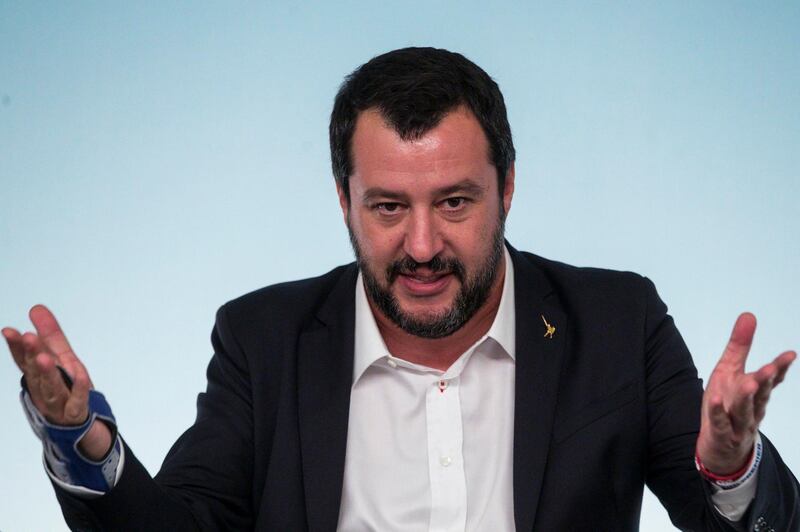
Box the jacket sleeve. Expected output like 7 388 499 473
53 303 255 531
641 277 799 531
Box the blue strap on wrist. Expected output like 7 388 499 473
42 388 116 454
20 373 120 492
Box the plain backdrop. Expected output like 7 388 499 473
1 2 798 530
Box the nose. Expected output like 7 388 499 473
403 208 443 264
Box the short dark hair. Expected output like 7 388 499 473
329 47 515 201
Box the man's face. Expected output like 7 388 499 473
338 107 514 338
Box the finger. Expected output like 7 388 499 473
717 312 757 371
29 304 87 383
771 351 796 386
21 332 51 375
706 394 732 434
29 304 76 359
54 347 93 389
752 374 774 424
749 350 794 386
729 378 757 434
753 352 796 422
20 332 64 406
33 353 71 421
63 370 91 424
61 348 94 392
753 390 771 424
753 360 778 385
2 327 27 371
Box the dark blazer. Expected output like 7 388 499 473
56 246 799 531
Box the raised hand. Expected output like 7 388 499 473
696 312 796 475
3 305 112 460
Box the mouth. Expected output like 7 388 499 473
396 271 454 296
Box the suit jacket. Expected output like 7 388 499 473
56 246 799 531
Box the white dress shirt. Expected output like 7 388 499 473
337 249 517 532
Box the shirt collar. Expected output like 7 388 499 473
352 246 516 383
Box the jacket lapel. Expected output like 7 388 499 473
510 247 568 532
297 265 358 532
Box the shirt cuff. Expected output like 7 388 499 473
708 433 762 522
43 438 126 498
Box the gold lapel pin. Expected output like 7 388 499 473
541 315 556 339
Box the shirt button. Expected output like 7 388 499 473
437 380 448 392
439 456 452 467
386 356 397 368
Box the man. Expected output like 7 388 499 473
4 47 799 531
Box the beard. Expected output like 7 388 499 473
348 214 506 339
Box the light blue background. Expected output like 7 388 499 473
1 2 798 530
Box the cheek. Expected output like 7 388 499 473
353 221 405 261
450 218 494 257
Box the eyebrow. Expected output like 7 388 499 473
361 179 487 203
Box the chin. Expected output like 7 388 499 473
400 306 453 322
394 293 456 313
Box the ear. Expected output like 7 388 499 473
502 163 515 215
336 181 350 224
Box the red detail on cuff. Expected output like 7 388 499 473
695 447 754 482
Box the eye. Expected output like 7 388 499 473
374 202 404 216
440 197 468 211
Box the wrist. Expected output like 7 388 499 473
695 433 755 476
77 420 114 461
695 435 763 490
696 448 752 481
21 386 121 492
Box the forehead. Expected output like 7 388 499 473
349 107 495 193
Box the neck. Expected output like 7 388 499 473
370 255 506 372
